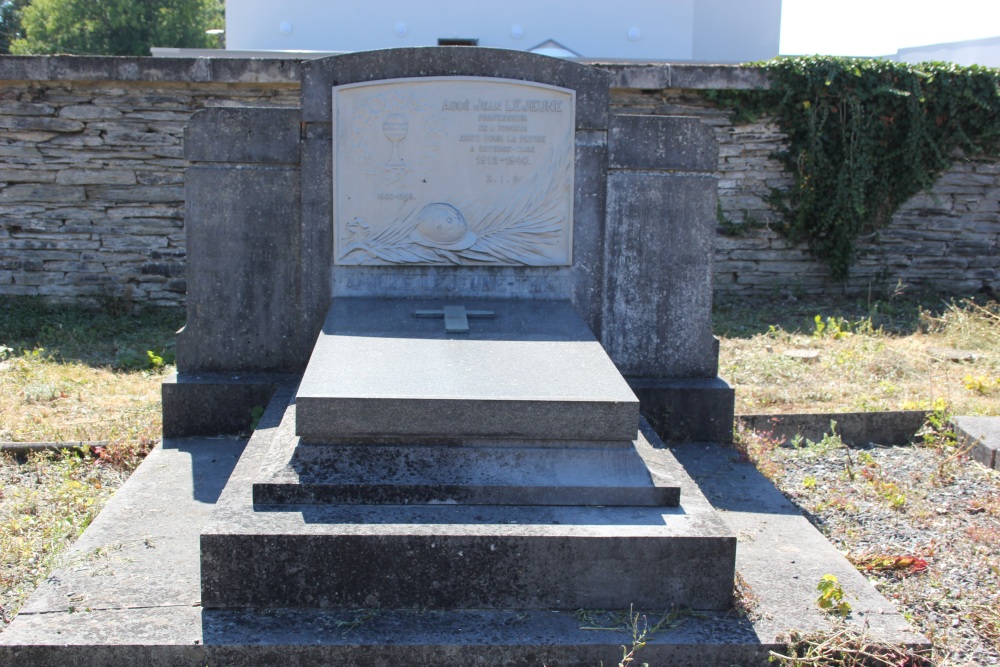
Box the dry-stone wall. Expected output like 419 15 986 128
610 86 1000 298
0 57 299 306
0 57 997 306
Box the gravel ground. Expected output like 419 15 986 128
747 425 1000 666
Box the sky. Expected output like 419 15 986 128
780 0 1000 57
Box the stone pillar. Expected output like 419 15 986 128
603 114 734 442
163 107 317 437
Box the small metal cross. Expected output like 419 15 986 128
414 305 495 333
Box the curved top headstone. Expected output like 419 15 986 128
301 47 609 128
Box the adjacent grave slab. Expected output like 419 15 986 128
295 298 640 442
203 393 733 612
954 415 1000 470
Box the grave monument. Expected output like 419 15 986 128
187 48 738 617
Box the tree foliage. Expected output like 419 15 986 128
0 0 31 53
710 57 1000 280
11 0 222 56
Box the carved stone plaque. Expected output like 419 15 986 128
333 77 575 266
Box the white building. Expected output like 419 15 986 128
893 35 1000 68
217 0 782 63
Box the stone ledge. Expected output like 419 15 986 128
738 411 929 447
591 61 769 90
0 55 301 84
0 54 768 90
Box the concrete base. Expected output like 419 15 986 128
162 372 293 437
739 410 928 447
628 377 735 444
953 415 1000 470
202 392 733 611
0 389 926 665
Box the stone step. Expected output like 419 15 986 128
254 442 680 506
201 394 735 612
200 502 736 611
252 408 681 507
295 298 640 443
954 415 1000 470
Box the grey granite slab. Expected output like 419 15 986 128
295 298 639 442
254 403 680 506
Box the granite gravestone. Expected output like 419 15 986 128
187 50 737 616
164 47 734 445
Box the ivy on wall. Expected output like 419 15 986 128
709 57 1000 280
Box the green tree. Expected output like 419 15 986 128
0 0 31 53
11 0 222 55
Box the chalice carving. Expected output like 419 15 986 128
382 113 408 167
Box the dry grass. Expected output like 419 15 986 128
0 350 163 445
0 298 182 626
716 295 1000 416
0 297 181 449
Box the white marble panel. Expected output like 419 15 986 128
333 77 575 266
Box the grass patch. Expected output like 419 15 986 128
715 294 1000 416
0 450 125 624
0 297 183 447
1 297 184 626
0 297 182 369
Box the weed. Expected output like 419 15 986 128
814 494 859 514
813 314 881 340
803 475 817 489
859 466 908 510
916 401 957 450
847 553 928 576
249 405 265 433
770 626 931 666
963 374 999 396
856 451 876 467
733 571 764 621
578 605 693 667
733 420 784 480
797 422 846 458
816 574 852 617
147 350 165 370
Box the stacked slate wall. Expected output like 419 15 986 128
0 56 997 306
0 57 299 306
610 86 1000 297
